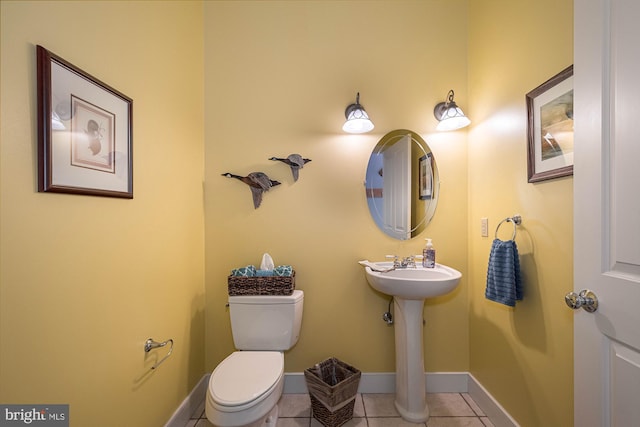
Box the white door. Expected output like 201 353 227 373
574 0 640 425
382 134 411 240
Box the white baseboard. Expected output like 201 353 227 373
164 374 210 427
467 373 520 427
283 372 396 393
166 371 518 427
425 372 470 393
283 371 469 394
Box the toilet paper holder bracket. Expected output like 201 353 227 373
145 338 174 370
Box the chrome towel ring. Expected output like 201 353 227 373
494 215 522 241
145 338 174 370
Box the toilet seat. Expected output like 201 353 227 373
209 351 284 411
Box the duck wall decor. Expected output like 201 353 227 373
269 154 311 182
221 172 281 209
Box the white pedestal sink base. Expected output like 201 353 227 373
362 262 462 423
393 298 429 423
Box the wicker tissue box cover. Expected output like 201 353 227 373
227 271 295 296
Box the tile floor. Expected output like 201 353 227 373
186 393 494 427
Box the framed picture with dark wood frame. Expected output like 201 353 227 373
526 65 573 183
419 153 433 200
37 45 133 198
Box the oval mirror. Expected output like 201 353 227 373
365 129 439 240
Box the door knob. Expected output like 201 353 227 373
565 289 599 313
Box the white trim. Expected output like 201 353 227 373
425 372 469 393
166 372 517 427
282 372 308 393
284 371 470 394
163 374 210 427
467 373 519 427
282 372 398 394
358 372 395 393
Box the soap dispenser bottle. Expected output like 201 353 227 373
423 238 436 268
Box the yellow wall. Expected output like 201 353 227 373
203 0 470 373
467 1 574 426
0 2 205 426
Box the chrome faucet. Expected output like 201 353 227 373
401 256 417 268
387 255 417 269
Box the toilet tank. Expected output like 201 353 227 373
229 290 304 351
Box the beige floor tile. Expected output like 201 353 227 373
352 394 365 418
461 394 484 416
343 417 368 427
426 394 476 417
278 394 312 418
362 393 400 417
367 417 426 427
278 418 311 427
426 417 485 427
190 393 495 427
310 417 367 427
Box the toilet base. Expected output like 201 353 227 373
211 404 278 427
262 404 278 427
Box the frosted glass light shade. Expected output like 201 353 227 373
434 90 470 131
343 92 374 133
435 106 471 131
343 108 374 133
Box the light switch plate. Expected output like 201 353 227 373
481 217 489 237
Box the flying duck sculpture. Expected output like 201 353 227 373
269 154 312 181
221 172 281 209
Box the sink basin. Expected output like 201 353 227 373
364 262 462 300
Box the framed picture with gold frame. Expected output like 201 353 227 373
37 45 133 198
526 65 574 183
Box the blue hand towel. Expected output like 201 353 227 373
485 239 523 307
274 265 293 277
231 265 256 277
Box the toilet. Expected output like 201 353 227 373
206 290 304 427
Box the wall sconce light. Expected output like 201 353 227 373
433 90 470 131
343 92 374 134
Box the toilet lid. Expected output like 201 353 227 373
210 351 283 407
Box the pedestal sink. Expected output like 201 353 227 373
362 261 462 423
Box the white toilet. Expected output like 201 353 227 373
206 290 304 427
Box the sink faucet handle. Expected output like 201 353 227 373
401 255 417 268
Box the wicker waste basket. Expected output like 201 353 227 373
303 358 361 427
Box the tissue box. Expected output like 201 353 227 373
227 272 295 296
